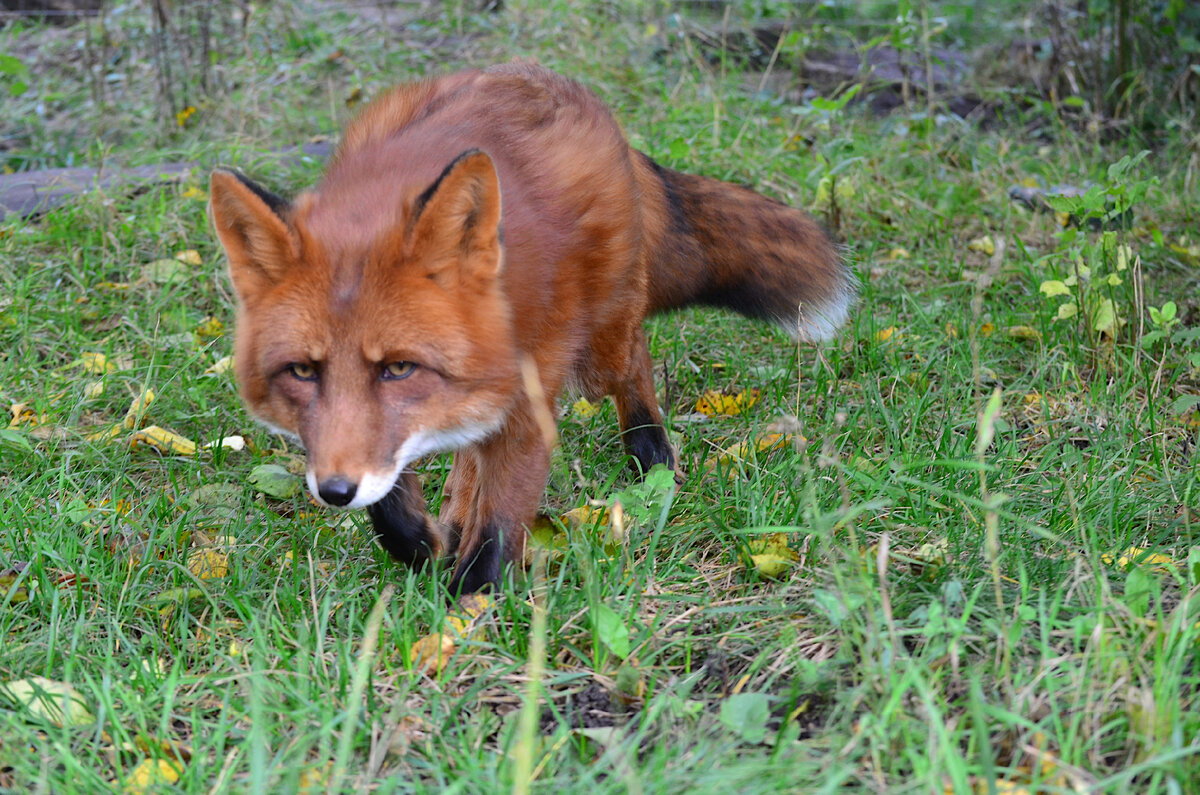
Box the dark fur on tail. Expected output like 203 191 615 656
639 153 854 341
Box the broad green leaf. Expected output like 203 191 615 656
593 603 631 659
1 677 94 727
719 692 771 744
1091 298 1117 332
248 464 303 499
1039 279 1070 297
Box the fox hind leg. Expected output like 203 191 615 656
610 326 676 476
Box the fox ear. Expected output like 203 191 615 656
407 150 502 284
209 169 297 303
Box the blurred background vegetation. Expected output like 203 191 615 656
1 0 1197 172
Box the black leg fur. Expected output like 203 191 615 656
621 404 675 476
366 472 444 568
447 521 503 595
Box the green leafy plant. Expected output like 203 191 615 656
1038 151 1157 347
0 53 29 98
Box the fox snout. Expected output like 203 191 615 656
314 475 358 507
304 466 401 511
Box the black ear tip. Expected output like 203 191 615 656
214 169 292 217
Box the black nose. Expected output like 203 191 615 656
318 476 357 507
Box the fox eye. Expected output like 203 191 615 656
287 363 318 381
382 361 417 380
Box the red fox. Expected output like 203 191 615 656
210 63 854 594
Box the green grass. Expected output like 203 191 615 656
2 1 1199 792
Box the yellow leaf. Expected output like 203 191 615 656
1 676 94 727
1101 546 1173 572
180 186 208 201
81 352 115 375
8 402 46 428
175 105 196 127
572 398 600 418
204 355 234 375
409 630 458 675
193 316 224 345
122 389 156 430
875 326 899 343
83 380 106 399
1169 242 1200 266
457 593 493 622
561 505 610 528
708 432 798 469
748 532 799 560
750 554 793 579
1006 325 1042 342
967 235 995 255
979 322 995 337
187 548 229 580
885 247 910 261
120 758 182 793
131 425 197 456
695 388 760 417
944 323 958 339
297 763 330 792
174 249 202 266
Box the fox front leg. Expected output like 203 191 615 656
366 471 452 569
441 406 549 595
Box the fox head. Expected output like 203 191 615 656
210 150 520 509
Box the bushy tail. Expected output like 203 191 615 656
637 153 854 342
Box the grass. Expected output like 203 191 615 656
2 1 1199 792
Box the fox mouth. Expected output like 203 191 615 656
303 418 506 511
305 468 399 510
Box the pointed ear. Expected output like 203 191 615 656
407 150 503 284
209 169 298 304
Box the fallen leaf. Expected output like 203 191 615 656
1102 546 1173 572
875 326 899 343
174 249 202 266
0 564 31 604
130 425 197 456
141 258 186 283
8 402 46 428
248 464 303 499
193 316 224 345
121 389 156 430
561 504 610 528
967 235 996 255
695 388 760 417
119 758 182 793
572 398 600 418
1006 325 1042 342
80 352 116 375
0 676 94 727
707 432 798 469
187 547 229 580
204 355 234 375
409 595 493 675
750 553 794 579
202 435 245 452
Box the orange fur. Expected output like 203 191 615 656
210 63 854 593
